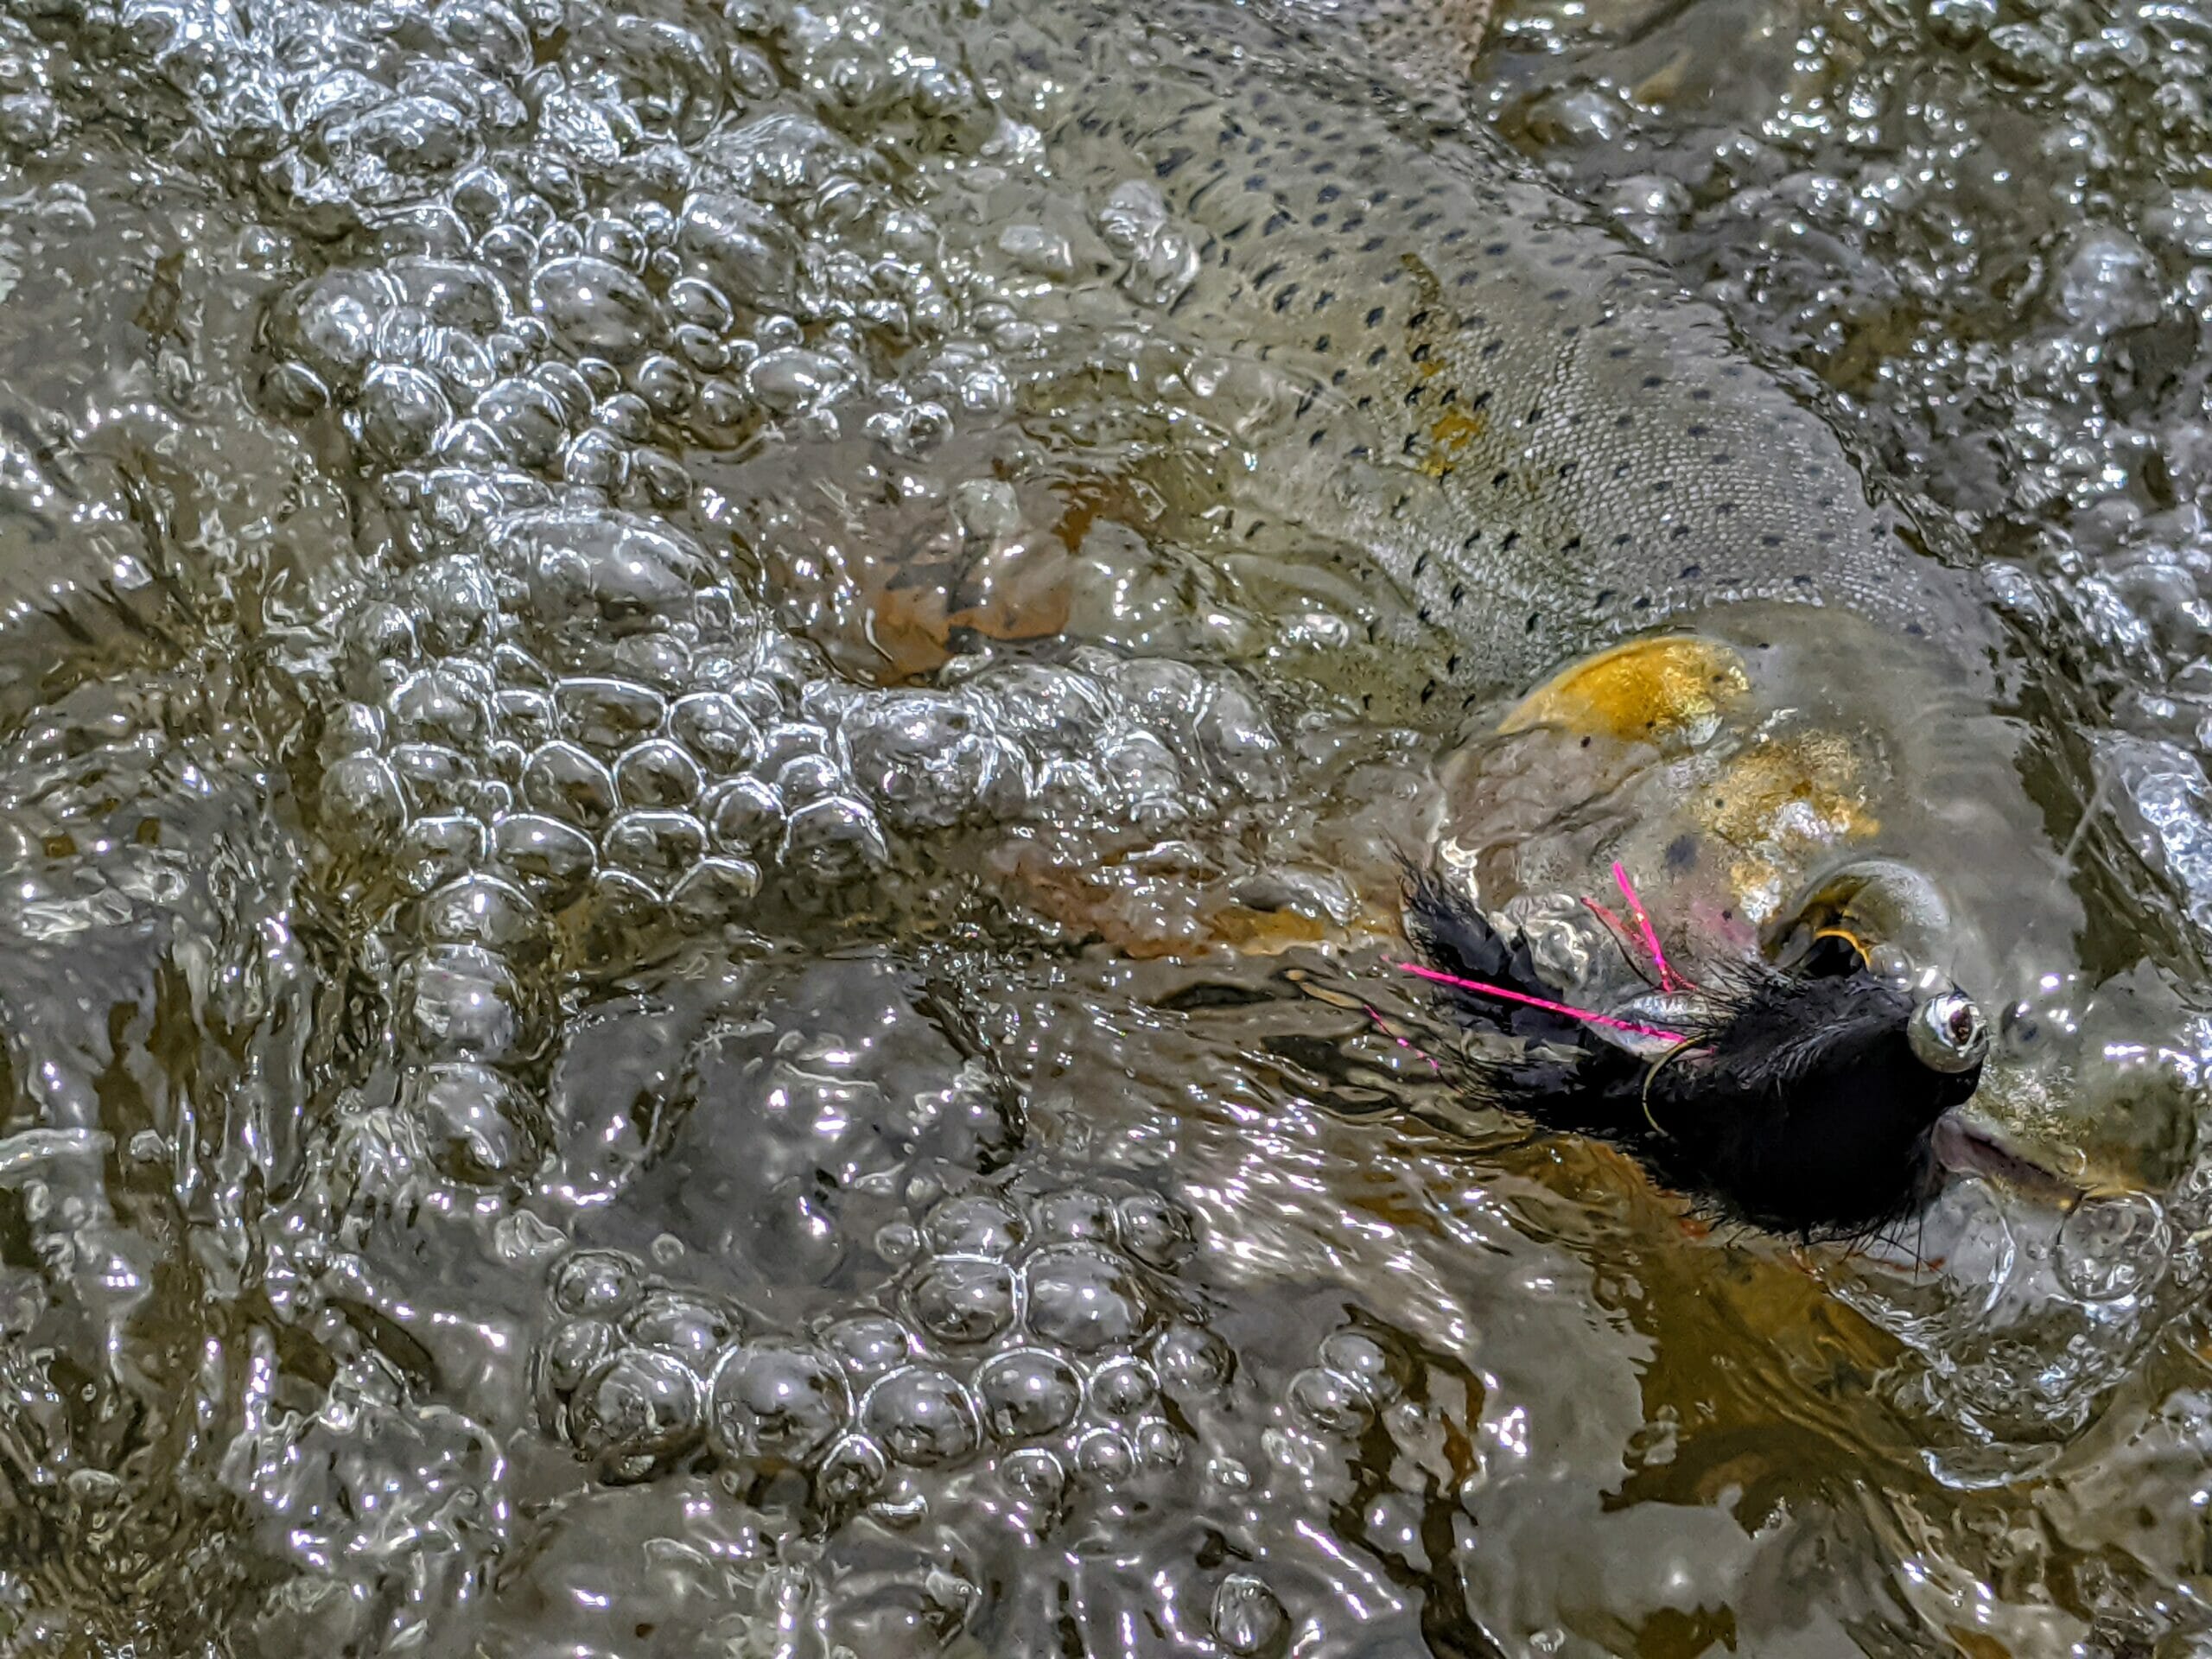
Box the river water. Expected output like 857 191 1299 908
0 0 2210 1653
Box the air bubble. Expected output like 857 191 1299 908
677 191 795 303
551 682 664 754
905 1256 1018 1345
2056 1192 2171 1302
1317 1331 1407 1408
1023 1245 1152 1354
820 1314 913 1383
670 693 764 773
493 811 597 893
357 364 454 463
601 809 708 885
923 1192 1026 1258
397 944 531 1064
550 1249 645 1319
780 793 889 877
707 1340 854 1465
406 1062 539 1185
569 1351 702 1474
534 1317 616 1433
1153 1323 1232 1399
1133 1418 1182 1470
1035 1190 1116 1242
532 254 660 359
1211 1573 1290 1659
523 740 618 828
1116 1192 1196 1268
1287 1366 1374 1437
667 856 763 920
625 1290 738 1368
397 813 490 893
747 348 849 413
1088 1357 1157 1418
476 376 572 467
974 1348 1083 1440
320 753 408 849
613 739 703 808
1073 1426 1135 1485
1000 1445 1067 1505
862 1367 982 1467
815 1433 888 1508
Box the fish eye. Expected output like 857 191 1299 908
1909 990 1988 1073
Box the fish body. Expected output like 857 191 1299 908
1023 0 1980 690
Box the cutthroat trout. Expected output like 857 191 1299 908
999 0 2094 1215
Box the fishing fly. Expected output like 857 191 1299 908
1398 863 1993 1240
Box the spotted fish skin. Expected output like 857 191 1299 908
1029 0 1971 690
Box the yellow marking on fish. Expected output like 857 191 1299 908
1206 903 1329 950
1700 734 1879 922
1422 405 1487 474
1699 734 1875 850
1497 635 1751 755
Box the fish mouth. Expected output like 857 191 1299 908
1930 1112 2086 1205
